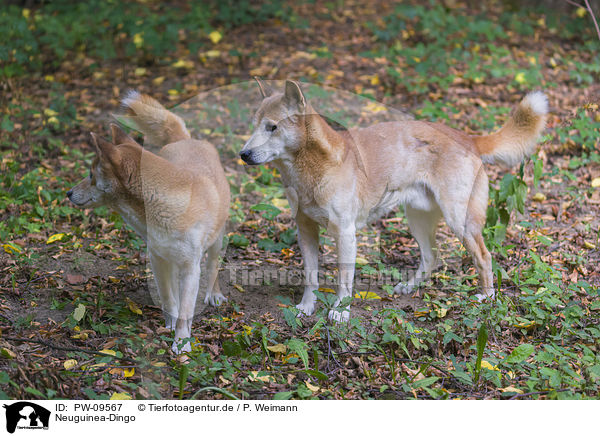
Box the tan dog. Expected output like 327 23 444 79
240 79 547 321
68 92 230 352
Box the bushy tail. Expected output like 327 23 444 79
121 90 190 146
473 92 548 167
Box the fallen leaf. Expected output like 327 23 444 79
73 304 86 322
209 30 222 44
46 233 66 244
110 392 131 400
354 291 381 300
63 359 78 370
266 344 288 354
126 298 142 315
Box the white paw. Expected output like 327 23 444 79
296 301 315 317
204 293 228 306
172 338 192 355
475 289 495 302
328 308 350 323
393 282 416 295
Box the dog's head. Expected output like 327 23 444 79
67 124 139 208
239 79 310 165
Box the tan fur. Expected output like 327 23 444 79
240 80 547 321
68 93 230 353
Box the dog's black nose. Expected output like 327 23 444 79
66 190 73 198
239 150 252 163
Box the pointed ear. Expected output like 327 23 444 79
284 80 306 112
110 123 133 145
91 132 121 166
254 76 272 99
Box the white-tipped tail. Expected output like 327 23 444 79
121 90 190 146
474 92 548 167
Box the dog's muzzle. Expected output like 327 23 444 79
239 149 257 165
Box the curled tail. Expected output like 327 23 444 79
473 91 548 167
121 90 190 146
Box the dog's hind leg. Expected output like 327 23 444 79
295 210 320 316
149 251 178 330
204 226 227 306
394 205 442 295
173 260 201 354
438 168 494 300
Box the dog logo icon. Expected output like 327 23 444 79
3 402 50 433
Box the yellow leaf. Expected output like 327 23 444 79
500 386 524 394
576 7 587 17
134 67 146 76
549 58 557 68
153 76 165 85
22 8 30 18
64 359 78 370
242 325 253 335
481 360 499 371
513 320 536 330
209 30 223 44
412 57 421 63
110 392 132 400
47 116 59 125
583 241 596 249
152 362 166 367
514 72 526 84
370 75 380 85
266 344 288 354
133 33 144 48
528 56 536 65
248 371 273 382
3 243 22 255
126 298 142 315
168 89 179 96
205 50 221 58
536 17 545 27
44 108 58 117
271 198 289 209
44 75 54 82
354 291 381 300
414 308 431 318
532 192 546 202
305 381 320 392
100 349 117 356
434 307 448 318
281 248 294 257
71 332 88 340
591 177 600 188
172 59 194 69
46 233 66 244
233 284 245 293
355 256 368 265
123 368 135 378
318 287 336 294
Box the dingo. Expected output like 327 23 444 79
240 79 547 322
68 92 230 352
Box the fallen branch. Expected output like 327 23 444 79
2 335 136 363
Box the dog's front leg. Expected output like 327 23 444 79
295 211 320 316
149 251 178 331
329 225 356 323
173 260 201 354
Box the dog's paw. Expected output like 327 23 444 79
204 293 228 306
393 282 416 295
328 308 350 323
475 290 495 302
171 339 192 355
296 301 315 317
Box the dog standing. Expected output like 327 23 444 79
68 92 230 352
240 79 547 321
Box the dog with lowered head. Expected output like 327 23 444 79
68 92 230 353
240 79 547 322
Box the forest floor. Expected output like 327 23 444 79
0 1 599 399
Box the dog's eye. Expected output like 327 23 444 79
265 123 277 132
